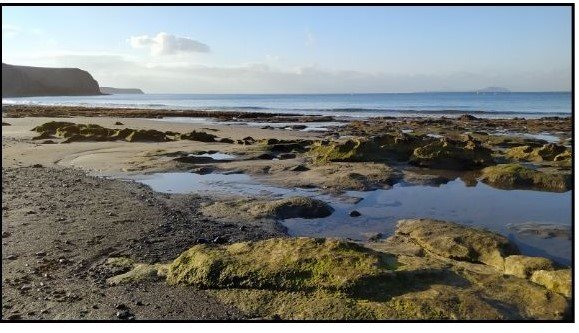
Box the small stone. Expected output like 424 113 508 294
213 236 227 244
6 254 18 260
115 303 128 310
2 232 11 238
196 238 208 244
35 251 47 257
116 310 134 320
349 210 361 217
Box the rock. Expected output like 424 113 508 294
395 219 519 270
505 144 570 162
166 237 393 291
114 121 124 125
256 153 275 160
290 165 310 172
245 196 334 219
2 122 11 126
530 269 571 297
349 210 361 217
290 125 307 130
125 129 169 142
458 114 478 121
363 232 382 242
506 222 571 240
6 255 18 260
2 232 11 238
219 138 235 144
504 255 555 279
212 236 228 244
116 309 134 320
31 164 43 168
409 137 494 170
480 164 572 192
278 153 296 160
106 263 164 286
178 131 217 142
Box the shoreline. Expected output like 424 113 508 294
1 104 572 120
1 105 573 320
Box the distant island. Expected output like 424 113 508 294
100 87 145 95
475 87 511 93
2 63 102 98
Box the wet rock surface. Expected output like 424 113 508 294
480 164 572 192
156 219 571 320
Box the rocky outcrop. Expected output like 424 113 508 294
309 134 494 170
244 197 334 220
2 63 101 97
480 164 572 192
99 87 144 94
506 143 571 162
107 219 571 320
31 121 224 144
530 269 572 298
394 219 519 270
409 136 494 170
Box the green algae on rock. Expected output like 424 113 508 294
166 237 395 291
245 196 334 219
409 136 494 170
30 121 226 144
504 255 555 279
480 164 572 192
394 219 518 270
163 225 570 320
530 269 572 298
505 143 571 162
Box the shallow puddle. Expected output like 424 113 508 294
189 152 236 160
126 172 572 265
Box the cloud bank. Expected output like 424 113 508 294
27 53 569 94
128 32 210 56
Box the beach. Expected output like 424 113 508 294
1 105 573 320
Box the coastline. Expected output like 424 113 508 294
1 104 573 320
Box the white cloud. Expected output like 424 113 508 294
2 24 21 38
128 32 210 56
10 52 570 94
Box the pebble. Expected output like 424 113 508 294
349 210 362 217
116 310 135 320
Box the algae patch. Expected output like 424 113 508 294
480 164 572 192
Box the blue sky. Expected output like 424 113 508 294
2 6 572 93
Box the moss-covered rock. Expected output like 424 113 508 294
177 131 217 142
506 143 571 162
480 164 572 192
308 133 423 164
32 121 76 134
245 196 334 219
167 237 394 291
530 269 571 297
504 255 555 279
106 263 167 286
395 219 518 270
125 129 169 142
409 137 494 170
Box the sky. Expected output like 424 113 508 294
1 6 572 93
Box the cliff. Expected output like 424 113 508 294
100 87 144 95
2 63 102 98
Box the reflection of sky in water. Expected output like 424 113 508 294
126 172 572 265
189 152 236 160
154 117 345 132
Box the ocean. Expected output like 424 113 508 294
2 92 571 119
